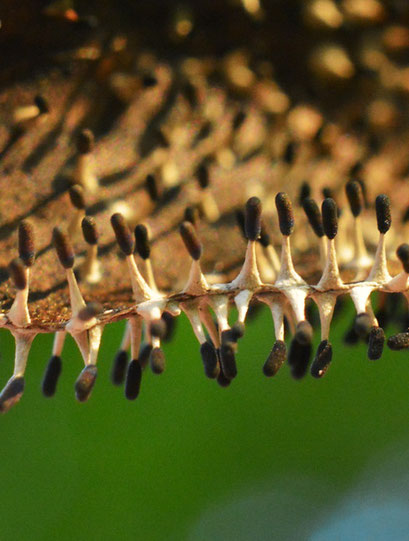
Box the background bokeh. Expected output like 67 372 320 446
1 301 409 540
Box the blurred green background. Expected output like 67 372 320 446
1 301 409 541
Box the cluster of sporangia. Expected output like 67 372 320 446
1 168 409 412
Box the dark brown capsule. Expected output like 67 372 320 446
184 206 200 227
397 244 409 273
355 312 372 339
81 216 99 245
298 181 311 206
196 163 210 189
145 173 160 202
302 198 324 238
245 197 262 241
349 160 363 177
311 340 332 378
9 258 27 290
216 359 232 388
375 194 391 234
295 320 313 345
161 312 176 342
111 350 128 386
220 343 237 380
322 187 333 200
263 340 286 377
52 227 75 269
375 307 389 331
134 224 150 260
275 192 294 236
75 364 98 402
139 344 153 370
345 180 363 217
34 94 49 114
42 355 62 397
368 326 385 360
111 213 134 256
230 322 245 342
288 340 312 380
287 339 303 367
0 377 25 413
18 220 35 267
179 221 202 260
321 198 338 239
387 332 409 350
150 319 167 339
283 140 297 165
125 359 142 400
150 347 166 374
142 74 158 88
76 128 94 154
221 329 231 345
69 184 86 210
200 342 219 379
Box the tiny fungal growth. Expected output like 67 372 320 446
2 1 409 411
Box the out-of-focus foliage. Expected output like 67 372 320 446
1 303 409 540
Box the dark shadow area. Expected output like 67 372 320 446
0 190 65 242
83 90 129 139
21 70 93 173
27 279 67 303
138 79 179 158
99 165 136 187
0 129 24 163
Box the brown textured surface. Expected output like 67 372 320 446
1 1 409 330
0 55 268 327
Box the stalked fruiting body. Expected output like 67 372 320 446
74 129 98 193
345 180 371 273
81 216 101 284
1 181 409 413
